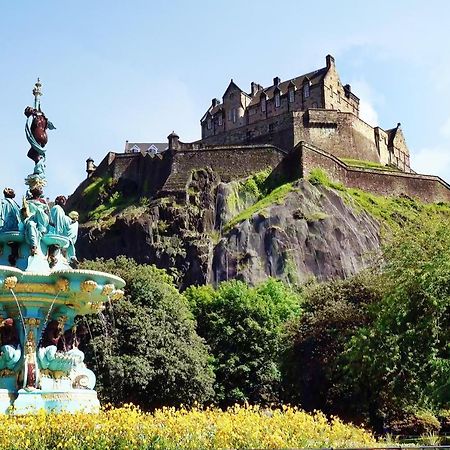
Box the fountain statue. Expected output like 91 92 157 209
0 80 125 414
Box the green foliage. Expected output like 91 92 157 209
224 182 296 232
282 272 383 421
79 256 214 409
388 409 441 435
341 158 400 172
185 278 302 405
344 218 450 423
308 168 345 191
308 168 450 232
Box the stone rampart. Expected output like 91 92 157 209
163 144 286 193
299 142 450 203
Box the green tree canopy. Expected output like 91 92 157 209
185 278 301 405
345 219 450 424
282 272 382 422
80 256 214 409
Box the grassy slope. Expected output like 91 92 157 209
308 168 450 233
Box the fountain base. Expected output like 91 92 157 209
0 389 15 413
12 389 100 415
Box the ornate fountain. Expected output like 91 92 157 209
0 80 125 414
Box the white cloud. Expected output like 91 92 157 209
349 79 381 127
412 146 450 179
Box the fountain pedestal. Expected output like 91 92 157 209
0 263 125 414
0 79 125 414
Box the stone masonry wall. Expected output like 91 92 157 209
201 109 389 169
163 145 286 193
293 110 380 163
299 142 450 203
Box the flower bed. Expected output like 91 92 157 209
0 404 377 449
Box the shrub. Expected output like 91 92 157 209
79 257 214 409
388 409 441 435
186 278 302 405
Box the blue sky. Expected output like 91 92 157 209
1 0 450 200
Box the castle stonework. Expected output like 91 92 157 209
73 55 450 207
200 55 411 173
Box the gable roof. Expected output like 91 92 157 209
248 67 327 107
222 79 247 99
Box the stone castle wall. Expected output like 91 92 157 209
201 108 386 166
299 142 450 203
162 144 286 193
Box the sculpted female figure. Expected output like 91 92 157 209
24 79 55 182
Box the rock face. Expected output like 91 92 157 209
212 181 380 286
74 170 381 289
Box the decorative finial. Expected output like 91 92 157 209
32 78 42 110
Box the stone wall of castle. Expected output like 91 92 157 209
299 142 450 203
162 145 286 194
201 108 392 166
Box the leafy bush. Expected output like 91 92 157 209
186 278 302 405
282 272 382 422
345 219 450 424
0 404 377 450
388 409 441 435
79 257 214 409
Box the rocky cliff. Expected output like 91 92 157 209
69 167 381 289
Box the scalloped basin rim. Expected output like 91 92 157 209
0 265 125 288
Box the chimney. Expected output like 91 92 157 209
273 76 280 86
211 98 220 107
326 54 335 68
86 157 96 178
168 131 180 151
251 82 259 96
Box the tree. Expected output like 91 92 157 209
79 256 214 409
345 219 450 427
185 278 301 405
282 272 382 422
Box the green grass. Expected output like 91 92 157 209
223 182 296 232
308 168 450 232
341 158 400 172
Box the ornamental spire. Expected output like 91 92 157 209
32 78 42 110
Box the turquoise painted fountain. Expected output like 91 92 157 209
0 80 125 414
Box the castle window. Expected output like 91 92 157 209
303 84 310 98
207 118 212 130
218 115 223 126
232 108 237 123
261 97 266 112
275 92 281 108
130 144 140 153
338 93 341 103
330 86 333 98
288 88 295 103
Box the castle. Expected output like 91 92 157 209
73 55 450 206
199 55 410 173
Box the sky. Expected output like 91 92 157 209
1 0 450 200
